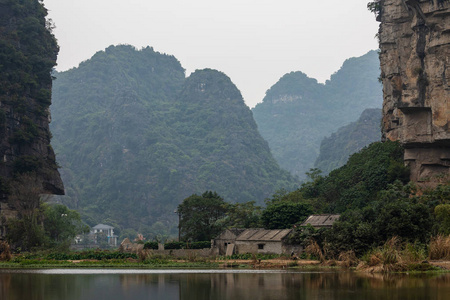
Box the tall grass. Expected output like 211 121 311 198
305 240 325 262
358 237 429 272
0 241 12 261
429 235 450 260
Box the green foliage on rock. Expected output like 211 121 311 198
268 140 449 257
303 141 409 213
252 50 382 179
0 0 63 200
50 45 298 234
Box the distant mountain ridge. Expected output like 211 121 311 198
252 50 382 179
50 45 297 235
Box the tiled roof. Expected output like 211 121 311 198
236 229 292 242
300 214 340 227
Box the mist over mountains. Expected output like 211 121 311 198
252 50 382 180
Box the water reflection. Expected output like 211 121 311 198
0 269 449 300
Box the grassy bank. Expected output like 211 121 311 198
1 236 449 272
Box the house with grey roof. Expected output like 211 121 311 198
300 214 340 228
213 228 247 255
212 228 300 255
90 224 118 246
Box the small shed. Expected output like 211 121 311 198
235 229 293 255
300 214 340 229
212 228 246 255
213 228 298 255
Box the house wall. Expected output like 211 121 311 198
212 230 239 255
235 241 283 255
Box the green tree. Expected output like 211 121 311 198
435 204 450 235
261 202 312 229
177 191 228 241
42 203 88 248
225 201 262 228
6 173 46 250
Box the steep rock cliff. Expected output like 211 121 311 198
0 0 64 236
378 0 450 184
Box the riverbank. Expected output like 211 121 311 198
1 256 449 272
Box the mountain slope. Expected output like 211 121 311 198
314 108 382 175
252 50 382 179
50 45 297 234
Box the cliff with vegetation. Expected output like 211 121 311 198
0 0 64 237
252 51 383 179
378 0 450 184
50 45 298 237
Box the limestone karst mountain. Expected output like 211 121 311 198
50 45 298 235
252 51 383 179
314 108 382 175
0 0 64 238
377 0 450 185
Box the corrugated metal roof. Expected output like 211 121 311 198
236 229 292 241
301 214 340 227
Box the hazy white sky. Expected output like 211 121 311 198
44 0 379 108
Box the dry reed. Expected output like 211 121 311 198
0 241 12 261
429 235 450 260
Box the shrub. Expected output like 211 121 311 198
188 241 211 249
143 241 158 250
164 242 184 250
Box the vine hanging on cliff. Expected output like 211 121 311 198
367 1 382 20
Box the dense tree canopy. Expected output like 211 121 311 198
261 201 312 229
50 46 298 236
177 191 228 241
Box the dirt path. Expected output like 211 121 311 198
430 261 450 270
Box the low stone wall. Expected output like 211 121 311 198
144 248 213 258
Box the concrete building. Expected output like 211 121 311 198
90 224 118 246
213 228 299 256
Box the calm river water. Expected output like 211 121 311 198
0 269 449 300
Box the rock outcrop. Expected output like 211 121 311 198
0 0 64 237
378 0 450 184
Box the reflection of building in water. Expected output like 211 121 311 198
180 273 294 299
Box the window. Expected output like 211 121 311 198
258 244 265 250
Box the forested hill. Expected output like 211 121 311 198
314 108 382 175
50 45 297 235
252 50 382 179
